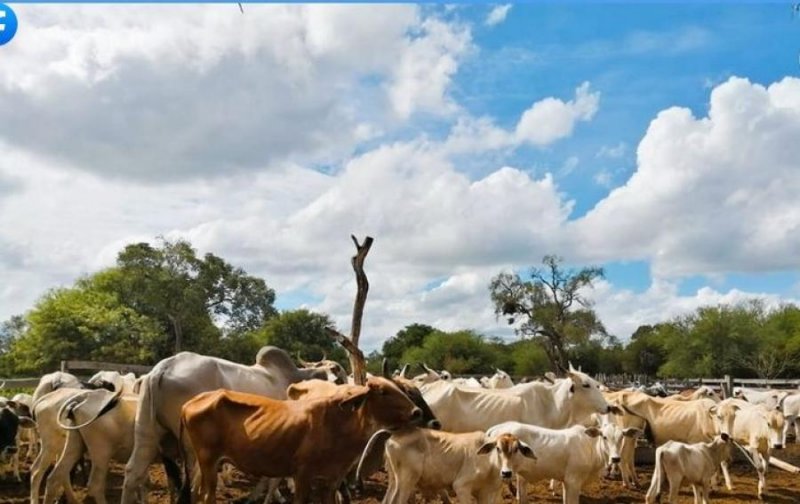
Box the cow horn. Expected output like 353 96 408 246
296 352 312 367
0 381 5 390
322 352 328 361
381 358 390 379
399 364 409 379
422 363 436 374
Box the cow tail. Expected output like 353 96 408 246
177 414 192 504
645 447 664 504
356 429 392 482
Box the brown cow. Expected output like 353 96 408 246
181 376 422 504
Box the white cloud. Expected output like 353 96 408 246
0 5 467 181
388 18 472 119
443 83 601 154
485 5 512 27
515 82 600 146
573 77 800 277
593 169 614 188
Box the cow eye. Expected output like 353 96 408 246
582 383 591 389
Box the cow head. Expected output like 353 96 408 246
566 363 612 415
412 364 443 386
709 401 739 439
382 359 441 430
766 409 786 450
594 423 641 468
0 406 35 461
343 377 422 431
298 357 348 385
478 433 536 480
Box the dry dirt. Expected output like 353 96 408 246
4 444 800 503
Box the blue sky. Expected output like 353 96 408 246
1 4 799 348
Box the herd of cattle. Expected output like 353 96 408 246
0 346 799 503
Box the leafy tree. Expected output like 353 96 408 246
507 340 550 377
255 309 347 365
490 255 606 372
381 323 437 371
400 330 499 374
5 287 162 374
87 239 276 358
622 325 666 375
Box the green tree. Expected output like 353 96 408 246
400 330 499 374
5 287 162 374
622 325 666 375
255 309 347 365
381 323 437 371
489 255 606 372
90 239 276 357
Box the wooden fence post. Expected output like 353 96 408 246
723 374 733 398
60 360 67 373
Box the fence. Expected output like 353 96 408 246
1 360 153 390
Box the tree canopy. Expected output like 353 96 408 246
489 255 606 372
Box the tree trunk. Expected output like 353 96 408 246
348 235 373 385
169 314 183 354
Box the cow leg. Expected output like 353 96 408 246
86 443 116 504
754 449 766 499
122 425 165 504
43 430 84 504
515 475 529 504
291 477 312 504
10 447 21 482
719 460 733 491
667 475 682 504
452 482 477 504
701 481 711 504
691 484 699 504
561 480 581 504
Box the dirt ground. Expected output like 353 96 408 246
4 444 800 503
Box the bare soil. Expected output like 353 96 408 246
4 444 800 503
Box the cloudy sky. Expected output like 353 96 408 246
1 4 799 350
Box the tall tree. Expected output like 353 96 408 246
256 309 346 365
489 255 606 372
381 323 437 371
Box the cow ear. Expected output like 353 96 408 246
708 406 717 415
287 384 305 401
477 441 495 455
340 389 370 411
623 427 642 438
569 384 575 394
607 405 623 416
518 441 537 459
584 427 602 438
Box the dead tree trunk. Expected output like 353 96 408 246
327 235 373 385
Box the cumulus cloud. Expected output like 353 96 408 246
572 77 800 277
485 5 512 27
443 82 601 154
0 5 468 181
515 82 600 146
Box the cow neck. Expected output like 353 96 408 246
550 379 586 427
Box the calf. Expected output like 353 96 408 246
486 421 634 504
481 370 514 389
180 376 422 504
368 429 535 504
780 392 800 445
645 435 731 504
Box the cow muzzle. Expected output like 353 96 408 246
501 470 513 480
611 456 621 464
428 419 442 430
774 444 784 450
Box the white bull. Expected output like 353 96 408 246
733 387 788 411
120 346 338 504
487 421 635 504
422 364 612 432
363 428 536 504
781 392 800 445
43 389 141 504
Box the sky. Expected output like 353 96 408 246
1 4 800 351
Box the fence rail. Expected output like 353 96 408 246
0 378 42 389
60 360 152 375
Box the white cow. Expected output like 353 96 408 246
487 421 636 504
733 387 788 411
88 371 139 394
43 389 141 504
120 347 344 504
481 370 514 389
781 392 800 445
32 372 83 402
423 364 612 432
364 428 536 504
645 435 731 504
713 398 785 498
668 386 722 402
